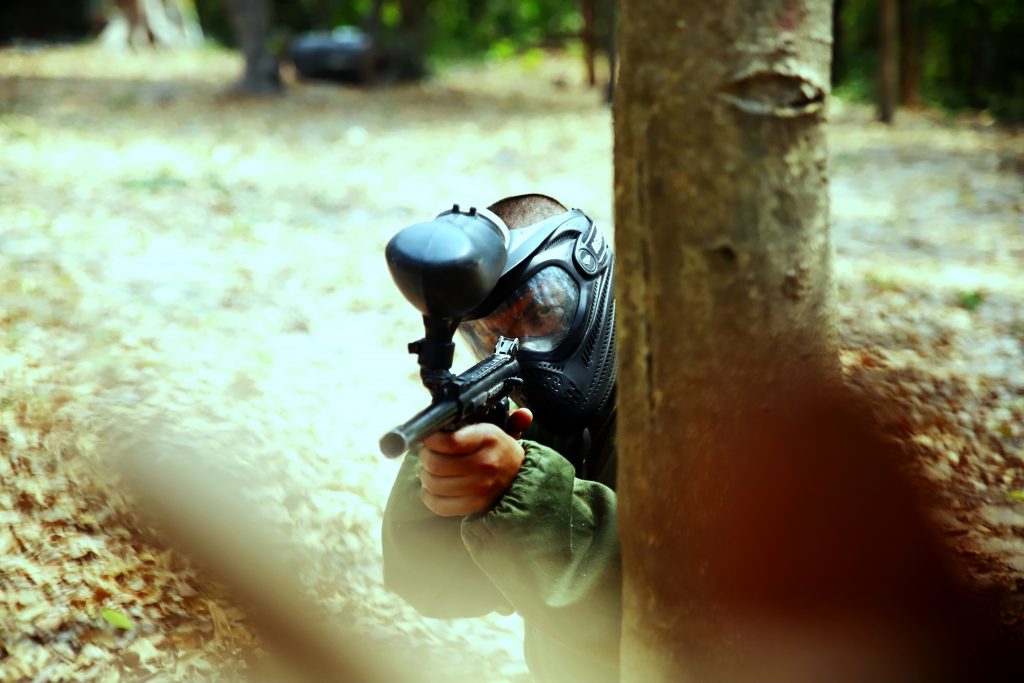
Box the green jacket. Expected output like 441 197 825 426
381 415 620 683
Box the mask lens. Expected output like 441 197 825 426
460 266 579 356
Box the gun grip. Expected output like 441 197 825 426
478 398 511 433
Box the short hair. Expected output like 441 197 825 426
488 194 567 230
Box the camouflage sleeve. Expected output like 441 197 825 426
381 452 511 618
460 440 621 674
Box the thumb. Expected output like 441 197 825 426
506 408 534 439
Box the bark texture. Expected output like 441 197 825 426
614 0 842 680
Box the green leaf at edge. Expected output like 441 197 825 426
957 291 984 311
101 607 134 630
1008 490 1024 502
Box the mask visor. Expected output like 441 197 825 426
460 266 579 357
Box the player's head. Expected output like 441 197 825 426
460 194 616 433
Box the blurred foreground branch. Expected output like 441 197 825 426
108 422 414 683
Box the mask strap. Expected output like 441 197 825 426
475 206 511 248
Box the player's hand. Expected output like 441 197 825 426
418 408 533 517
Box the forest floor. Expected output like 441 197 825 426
0 44 1022 682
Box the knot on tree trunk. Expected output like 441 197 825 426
720 70 825 118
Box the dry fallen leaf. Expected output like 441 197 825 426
127 635 163 665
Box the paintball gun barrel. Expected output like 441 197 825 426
378 204 520 457
379 337 522 457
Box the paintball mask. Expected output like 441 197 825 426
459 196 617 434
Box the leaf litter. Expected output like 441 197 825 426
0 43 1022 680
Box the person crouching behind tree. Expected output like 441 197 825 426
382 193 620 683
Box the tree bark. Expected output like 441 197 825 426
614 3 1023 682
898 0 921 107
614 0 843 680
878 0 898 122
225 0 282 95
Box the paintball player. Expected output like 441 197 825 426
382 193 621 683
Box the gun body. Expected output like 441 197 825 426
380 338 522 457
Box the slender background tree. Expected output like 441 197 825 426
224 0 282 94
878 0 898 122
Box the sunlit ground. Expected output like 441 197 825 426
0 44 1022 681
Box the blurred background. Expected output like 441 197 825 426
0 1 1022 682
1 0 1022 119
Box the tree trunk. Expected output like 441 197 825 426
831 0 845 88
582 0 597 86
603 0 616 105
614 0 843 679
225 0 282 95
614 3 1021 681
361 0 386 83
878 0 898 122
968 5 992 109
396 0 430 79
100 0 203 49
898 0 921 107
311 0 333 30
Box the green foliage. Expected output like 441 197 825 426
832 69 874 104
424 0 586 59
956 290 985 311
120 169 188 193
835 0 1024 123
195 0 592 61
100 608 134 630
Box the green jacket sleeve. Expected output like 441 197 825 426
381 440 621 681
461 440 621 675
381 452 512 618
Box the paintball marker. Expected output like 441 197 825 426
378 205 522 458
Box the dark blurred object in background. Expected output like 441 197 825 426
0 0 94 45
288 27 419 84
0 1 203 49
